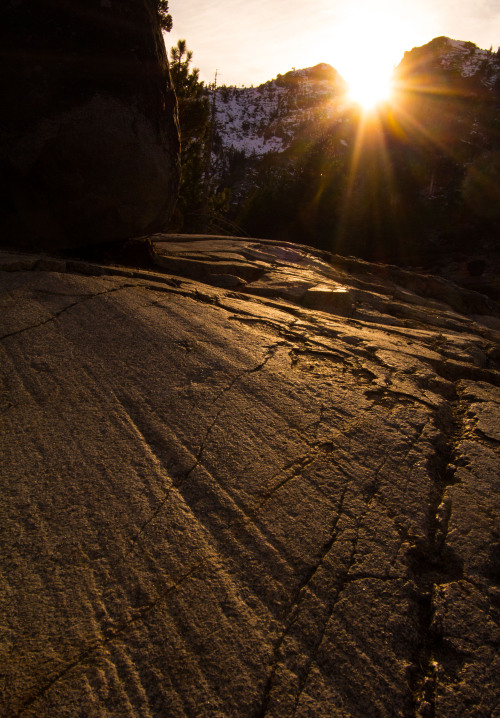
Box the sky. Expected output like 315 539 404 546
166 0 500 89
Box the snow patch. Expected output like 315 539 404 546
211 65 347 158
441 38 499 86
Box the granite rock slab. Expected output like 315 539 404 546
1 239 499 717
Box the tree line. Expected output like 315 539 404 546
161 2 500 267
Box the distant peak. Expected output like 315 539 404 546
396 35 497 83
402 35 487 59
270 63 346 90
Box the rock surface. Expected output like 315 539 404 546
0 0 179 251
1 236 499 717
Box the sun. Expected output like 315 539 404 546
347 72 393 111
329 0 430 111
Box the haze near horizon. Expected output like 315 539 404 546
167 0 500 89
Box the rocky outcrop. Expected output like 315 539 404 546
1 237 499 716
0 0 180 251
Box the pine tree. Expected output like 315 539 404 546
157 0 172 32
168 40 228 232
168 40 209 231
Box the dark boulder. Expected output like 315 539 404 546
0 0 180 250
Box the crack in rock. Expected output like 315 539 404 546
408 390 470 717
126 343 284 552
0 284 134 341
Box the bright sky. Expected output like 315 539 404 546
166 0 500 89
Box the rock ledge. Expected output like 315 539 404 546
1 237 499 717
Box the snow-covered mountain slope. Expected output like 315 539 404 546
397 36 500 90
210 38 500 171
211 63 348 159
392 36 500 171
442 39 499 83
206 36 500 253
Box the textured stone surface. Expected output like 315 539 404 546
0 0 179 250
0 238 499 717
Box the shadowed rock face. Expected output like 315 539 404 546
1 238 499 716
0 0 180 250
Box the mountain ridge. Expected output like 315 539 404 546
211 36 500 161
205 36 500 264
212 62 347 158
